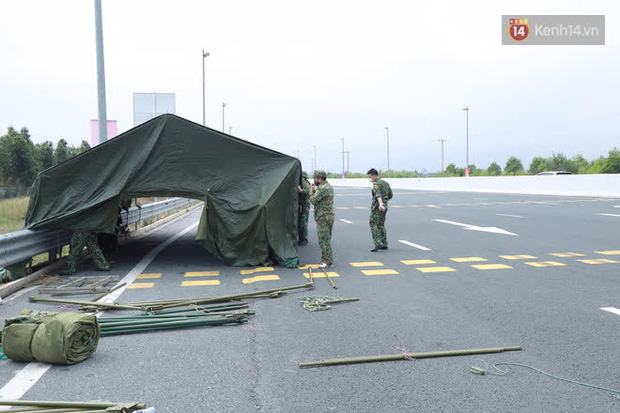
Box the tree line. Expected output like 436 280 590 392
0 126 90 197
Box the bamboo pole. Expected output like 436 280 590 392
91 282 126 302
28 297 142 311
299 346 523 368
0 401 145 409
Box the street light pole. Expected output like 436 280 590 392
463 106 469 175
345 151 351 173
385 127 390 178
340 138 345 178
222 102 227 132
94 0 107 145
202 50 210 126
438 138 447 172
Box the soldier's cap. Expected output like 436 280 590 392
302 172 309 178
313 170 327 180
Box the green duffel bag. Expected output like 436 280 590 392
2 310 100 365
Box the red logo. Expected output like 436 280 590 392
509 18 530 41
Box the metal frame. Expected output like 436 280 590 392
0 198 196 268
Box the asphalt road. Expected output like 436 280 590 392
1 188 619 412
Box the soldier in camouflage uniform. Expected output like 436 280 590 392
59 232 111 275
309 170 335 267
297 172 311 245
367 168 393 252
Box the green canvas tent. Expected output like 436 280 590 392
25 114 301 267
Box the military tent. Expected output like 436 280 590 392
25 114 301 267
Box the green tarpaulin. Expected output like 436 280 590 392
25 114 301 267
2 310 100 365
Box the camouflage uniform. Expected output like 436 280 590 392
64 232 110 275
370 177 392 248
309 171 335 266
298 176 311 245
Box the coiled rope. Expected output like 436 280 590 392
470 358 620 400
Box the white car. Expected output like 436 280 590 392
536 171 572 176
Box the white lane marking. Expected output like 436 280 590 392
0 222 199 404
598 213 620 217
601 307 620 316
614 206 620 208
496 214 524 219
433 219 518 236
398 240 431 251
340 219 353 224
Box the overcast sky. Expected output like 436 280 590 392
1 1 618 173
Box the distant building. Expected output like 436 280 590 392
133 93 176 126
90 120 118 147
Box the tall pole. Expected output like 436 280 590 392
228 126 232 135
463 106 469 173
341 138 345 178
345 151 350 173
222 102 227 132
385 127 390 178
438 138 447 172
202 50 210 126
312 145 317 172
94 0 107 145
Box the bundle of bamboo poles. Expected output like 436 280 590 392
0 399 152 412
98 302 253 336
28 281 314 313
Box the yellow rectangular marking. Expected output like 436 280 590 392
242 275 280 284
298 264 320 270
336 207 351 210
137 273 162 279
353 206 368 210
578 259 620 265
450 257 488 263
409 205 424 208
472 264 513 270
184 271 220 277
401 259 436 265
182 280 221 286
361 269 399 275
128 282 155 289
594 250 620 255
416 267 456 273
499 255 537 260
391 205 406 208
350 262 384 267
525 261 567 268
303 272 340 278
240 267 275 275
550 252 586 258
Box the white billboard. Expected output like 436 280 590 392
133 92 176 126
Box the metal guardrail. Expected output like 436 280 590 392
0 198 196 268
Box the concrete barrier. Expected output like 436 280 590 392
330 174 620 198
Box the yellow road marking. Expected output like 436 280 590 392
361 269 399 275
472 264 513 270
450 257 488 263
401 259 436 265
128 282 155 289
242 275 280 284
185 271 220 277
182 280 221 286
416 267 456 273
336 207 351 210
525 261 567 267
240 267 275 275
594 250 620 255
578 259 620 265
499 255 537 260
299 264 320 270
303 272 340 278
354 206 368 209
391 205 406 208
549 252 585 257
350 262 384 267
137 273 162 279
409 205 424 208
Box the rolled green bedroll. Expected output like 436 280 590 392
2 310 100 364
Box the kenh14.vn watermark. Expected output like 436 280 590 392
502 15 605 45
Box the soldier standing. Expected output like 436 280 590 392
367 168 393 252
297 172 311 246
309 170 335 268
59 232 111 275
